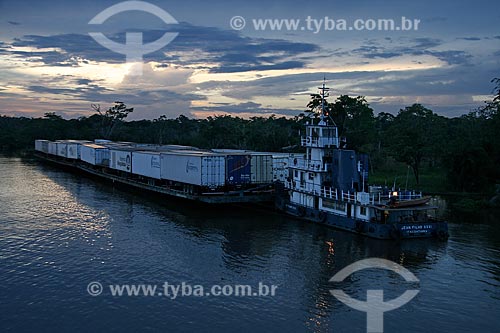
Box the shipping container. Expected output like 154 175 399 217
158 145 200 151
41 140 49 153
160 152 225 187
94 139 112 144
109 148 133 172
141 145 202 152
212 149 251 154
81 144 110 166
167 149 211 155
131 151 161 179
34 140 50 153
56 142 67 158
250 153 273 184
271 153 290 182
225 154 251 185
63 140 92 159
66 142 79 159
48 142 58 155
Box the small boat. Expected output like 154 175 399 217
389 196 431 208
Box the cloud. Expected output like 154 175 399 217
190 101 299 118
457 37 482 41
350 37 472 66
212 60 306 73
2 23 319 72
411 37 442 49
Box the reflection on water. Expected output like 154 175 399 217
0 157 499 332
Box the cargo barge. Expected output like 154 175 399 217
34 140 275 204
275 81 449 240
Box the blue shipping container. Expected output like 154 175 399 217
226 155 251 184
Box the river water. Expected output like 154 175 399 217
1 157 499 332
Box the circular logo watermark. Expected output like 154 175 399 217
330 258 420 333
88 1 179 76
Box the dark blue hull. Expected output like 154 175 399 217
277 198 449 240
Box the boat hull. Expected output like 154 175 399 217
276 197 449 240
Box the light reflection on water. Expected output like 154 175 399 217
0 156 499 332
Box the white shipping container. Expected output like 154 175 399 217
131 151 161 179
272 154 290 182
250 154 273 184
35 139 50 153
81 144 109 166
160 153 225 187
56 142 67 157
212 149 251 153
94 139 112 144
66 143 79 159
109 149 132 172
48 142 58 156
41 140 49 153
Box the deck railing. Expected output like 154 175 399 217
301 136 339 148
285 180 423 205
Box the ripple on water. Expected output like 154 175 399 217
1 157 500 332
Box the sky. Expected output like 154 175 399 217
0 0 499 120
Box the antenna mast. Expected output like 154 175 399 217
318 77 330 125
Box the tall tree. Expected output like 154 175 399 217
386 104 442 185
330 95 375 150
92 101 134 139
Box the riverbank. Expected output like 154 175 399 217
370 163 500 211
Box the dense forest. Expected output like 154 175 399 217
1 79 499 196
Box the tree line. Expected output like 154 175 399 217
1 79 498 194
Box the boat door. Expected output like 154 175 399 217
314 196 319 209
347 203 352 218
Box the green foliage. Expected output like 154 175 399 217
92 101 134 139
441 77 500 192
331 95 376 151
385 104 445 185
2 77 499 194
304 93 376 151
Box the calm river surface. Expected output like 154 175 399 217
1 157 499 332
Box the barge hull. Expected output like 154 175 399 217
277 198 448 240
35 153 273 204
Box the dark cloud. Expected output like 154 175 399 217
457 37 481 41
212 60 306 73
28 85 79 95
76 79 92 85
191 101 298 116
425 50 472 65
351 37 472 65
7 21 21 25
411 37 442 49
23 75 204 108
9 33 123 66
2 23 319 72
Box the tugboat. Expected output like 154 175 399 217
276 81 449 240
